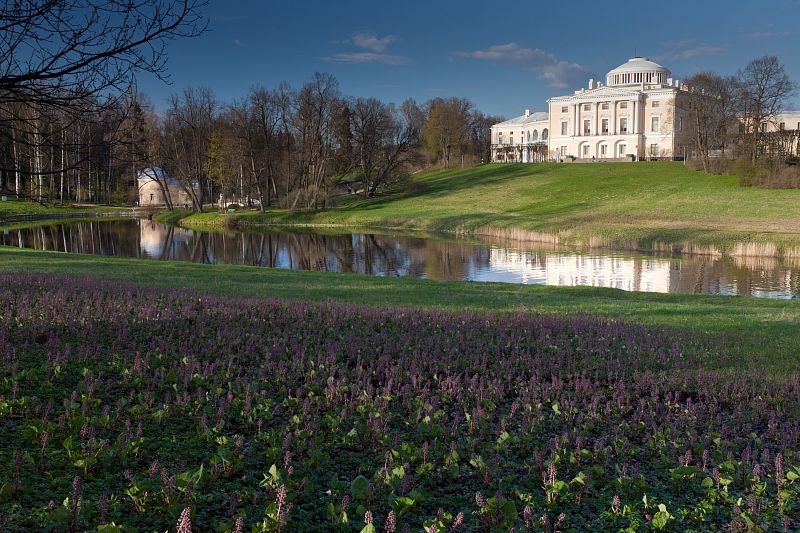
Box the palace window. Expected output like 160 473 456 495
562 106 568 113
561 121 568 136
651 116 660 132
620 102 628 109
678 117 683 132
779 122 786 131
620 117 628 134
601 118 609 134
498 132 503 143
618 143 627 157
600 144 607 157
510 136 514 145
652 101 660 108
582 144 590 157
542 128 549 140
650 144 658 156
583 119 591 135
601 103 609 110
560 146 567 156
527 131 531 142
532 130 539 141
583 104 591 111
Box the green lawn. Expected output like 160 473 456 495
0 198 127 217
2 246 798 372
178 162 800 255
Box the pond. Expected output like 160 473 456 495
3 219 799 298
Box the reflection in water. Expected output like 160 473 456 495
3 219 799 299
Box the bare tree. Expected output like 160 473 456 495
469 111 504 165
291 73 340 209
680 72 737 172
736 55 797 163
422 97 472 168
0 0 206 108
162 87 217 210
350 97 413 197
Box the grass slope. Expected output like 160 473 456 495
180 163 800 253
2 246 798 372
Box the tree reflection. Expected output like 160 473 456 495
1 220 799 298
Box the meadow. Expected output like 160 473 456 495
2 272 799 531
2 247 799 372
173 163 800 256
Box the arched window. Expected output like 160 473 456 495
542 128 549 140
527 131 531 142
532 130 538 141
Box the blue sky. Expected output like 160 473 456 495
138 0 800 117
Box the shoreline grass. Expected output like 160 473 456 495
2 246 798 372
173 162 800 257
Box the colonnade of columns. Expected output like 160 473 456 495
570 98 641 137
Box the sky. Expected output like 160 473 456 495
137 0 800 118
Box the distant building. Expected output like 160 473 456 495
492 57 690 162
491 56 800 163
137 168 198 207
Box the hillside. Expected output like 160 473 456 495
181 162 800 256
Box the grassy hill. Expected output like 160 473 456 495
180 162 800 255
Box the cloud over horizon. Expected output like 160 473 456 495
656 40 725 61
324 32 411 66
452 43 590 89
746 31 796 40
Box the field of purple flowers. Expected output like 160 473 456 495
0 273 799 532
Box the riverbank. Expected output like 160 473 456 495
171 162 800 258
2 245 798 371
0 199 144 229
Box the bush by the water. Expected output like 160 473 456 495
1 274 799 531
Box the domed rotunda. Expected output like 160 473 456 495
606 57 670 87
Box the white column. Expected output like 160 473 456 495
632 99 638 135
573 104 578 136
611 100 617 135
594 103 599 135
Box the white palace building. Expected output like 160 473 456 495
491 56 800 163
491 57 689 162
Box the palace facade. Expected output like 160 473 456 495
492 57 691 162
492 57 800 163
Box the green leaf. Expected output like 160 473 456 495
652 510 670 530
350 475 369 501
359 525 376 533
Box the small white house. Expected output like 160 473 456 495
137 168 198 208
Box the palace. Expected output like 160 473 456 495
491 57 688 162
491 56 800 163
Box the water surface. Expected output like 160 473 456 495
3 219 799 298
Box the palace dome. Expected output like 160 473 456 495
606 57 670 87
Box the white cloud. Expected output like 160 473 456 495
323 52 411 66
325 32 410 66
656 40 725 61
351 32 396 52
453 43 590 88
746 31 796 40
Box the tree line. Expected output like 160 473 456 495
1 74 503 210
